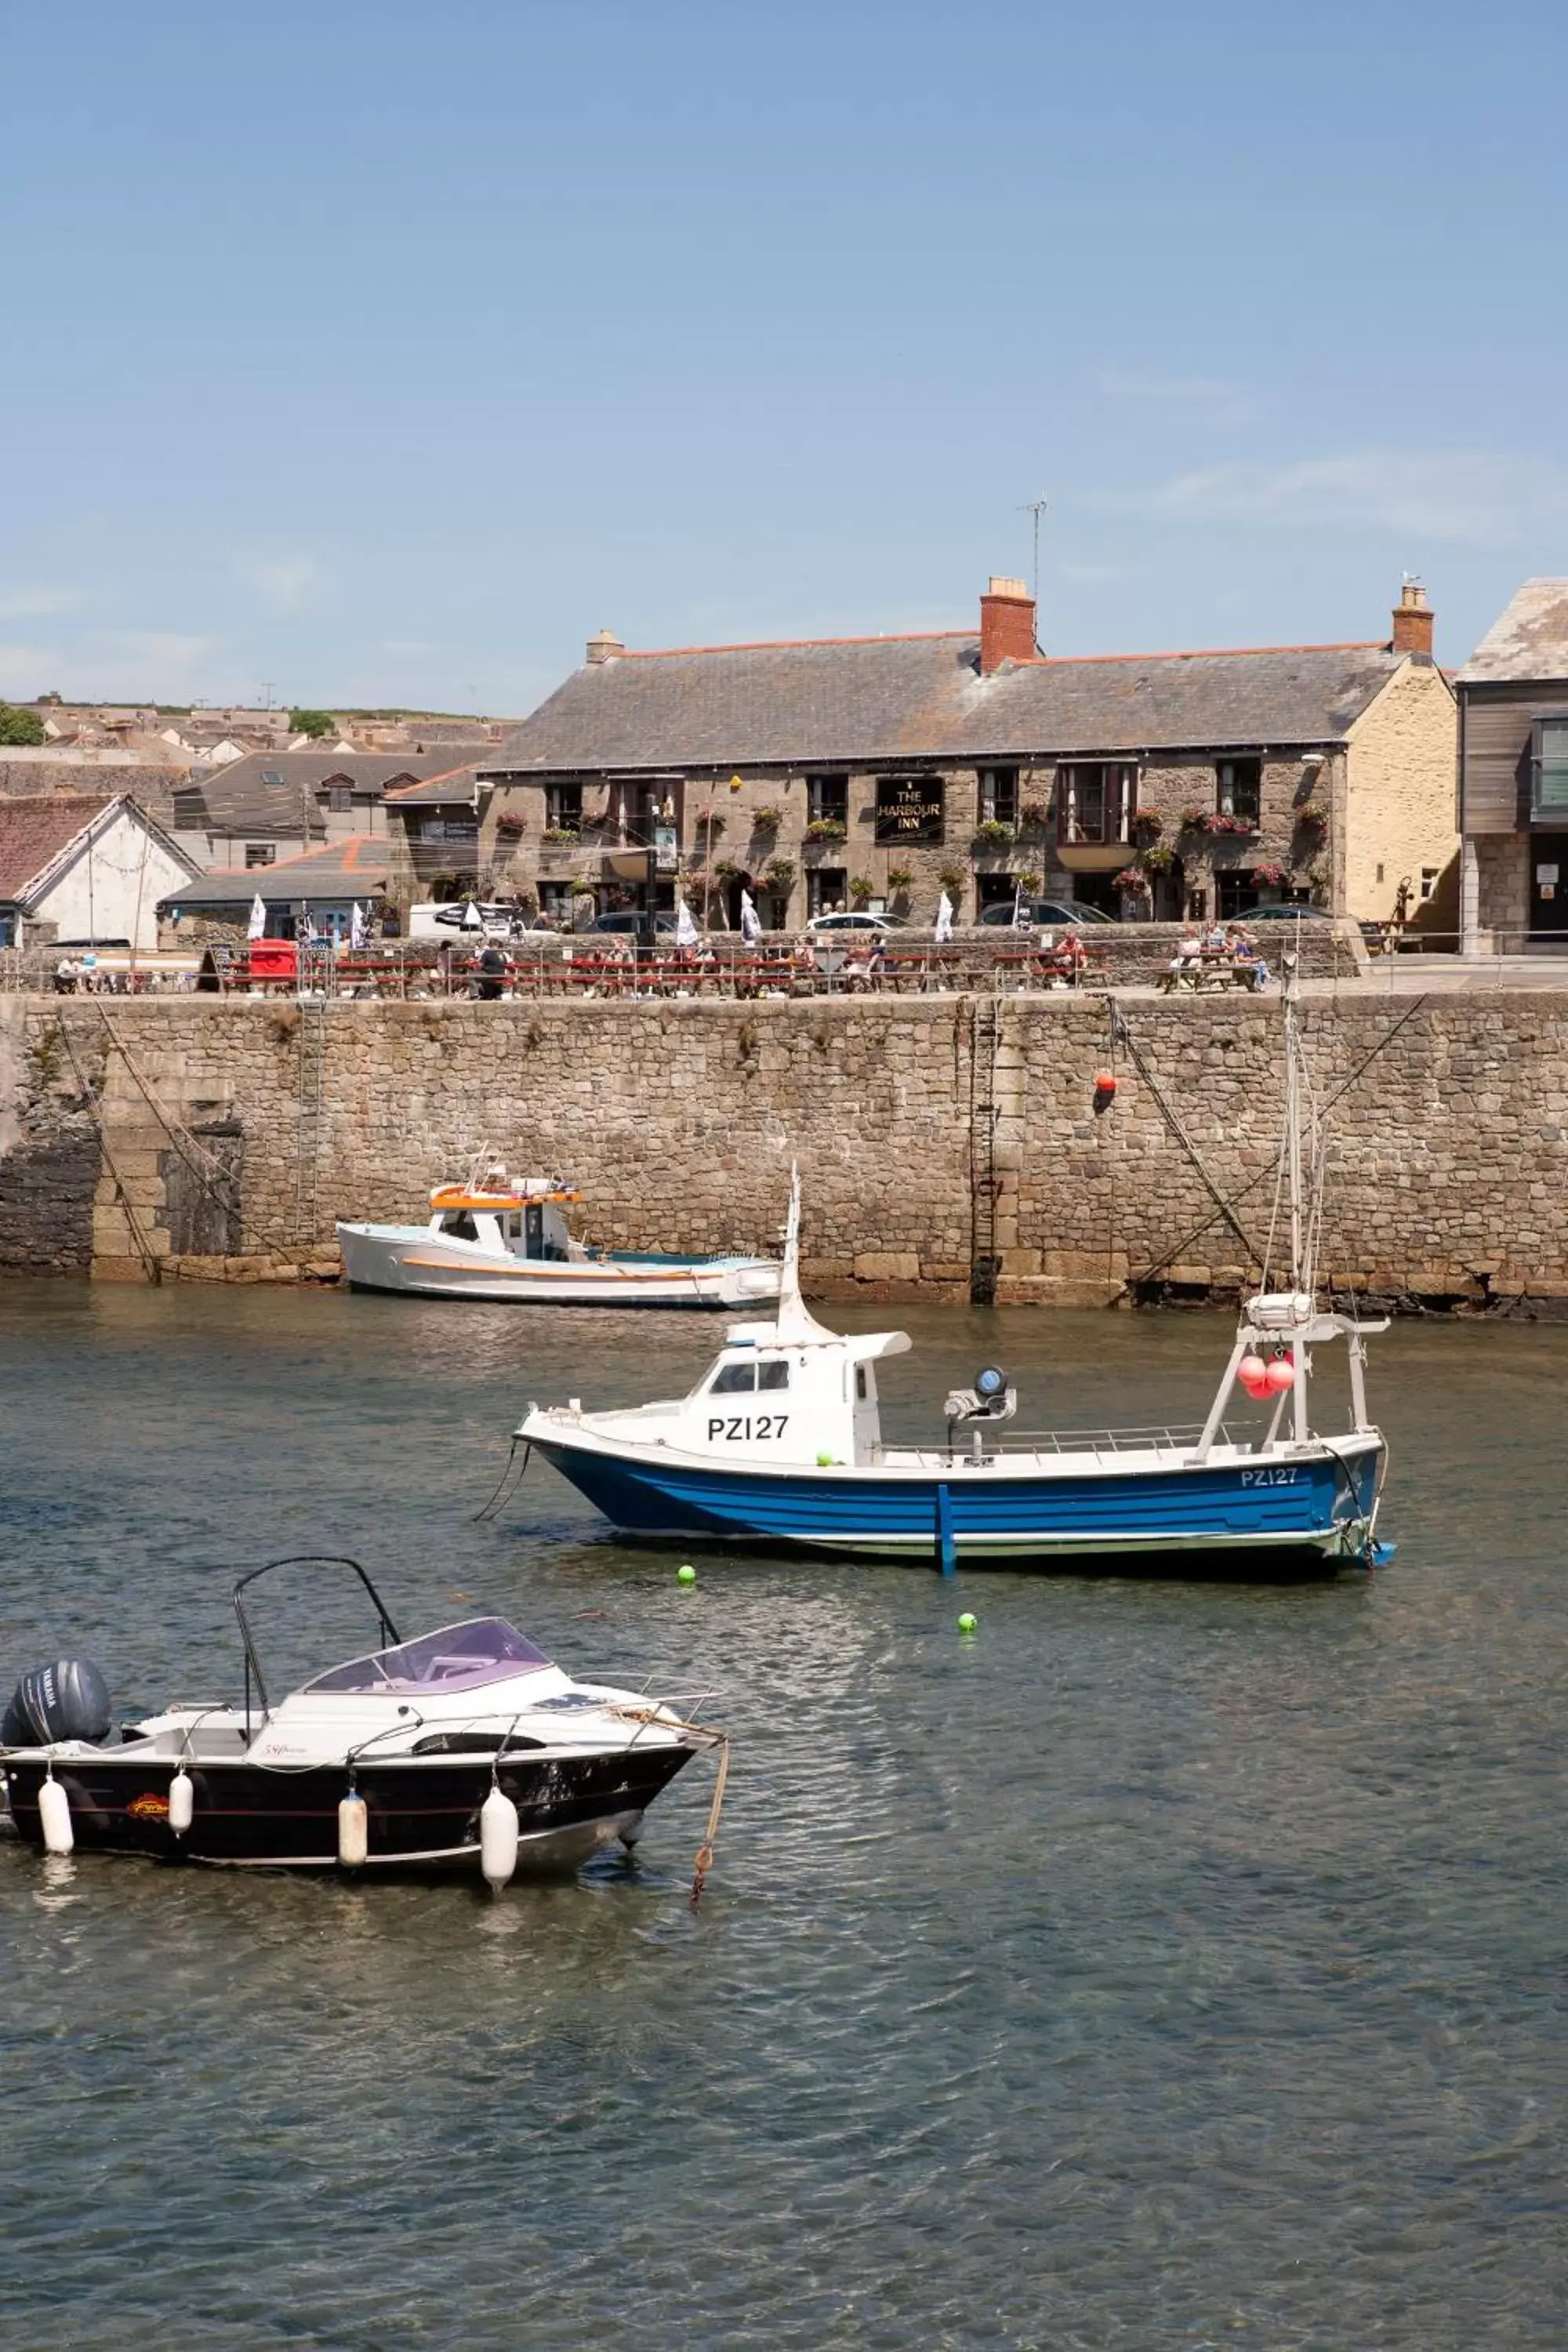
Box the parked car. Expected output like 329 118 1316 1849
1244 904 1334 923
977 898 1116 927
590 909 676 935
804 913 906 938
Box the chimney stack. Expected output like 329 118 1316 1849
1391 579 1434 660
586 626 624 666
979 576 1037 674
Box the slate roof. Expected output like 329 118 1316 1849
380 762 483 809
1455 579 1568 685
481 632 1407 776
173 750 464 834
158 835 394 909
0 795 114 902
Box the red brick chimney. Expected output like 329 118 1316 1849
979 575 1037 673
1391 578 1434 659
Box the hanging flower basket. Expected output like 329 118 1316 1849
1133 811 1163 842
849 876 876 902
1018 800 1048 831
1295 802 1329 829
764 856 797 887
751 804 782 831
495 814 527 840
1179 807 1210 832
1252 862 1290 887
1113 866 1151 895
1141 844 1177 873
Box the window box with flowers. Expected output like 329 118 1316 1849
804 818 848 845
1178 807 1210 833
972 818 1015 850
540 826 580 846
1202 811 1259 838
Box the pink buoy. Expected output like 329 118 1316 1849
1237 1353 1270 1399
1265 1355 1297 1393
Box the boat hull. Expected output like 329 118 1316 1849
1 1744 697 1873
524 1434 1384 1570
336 1223 779 1308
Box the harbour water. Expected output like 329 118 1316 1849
2 1283 1564 2348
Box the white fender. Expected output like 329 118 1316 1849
337 1788 368 1868
168 1767 194 1837
480 1784 520 1893
39 1774 74 1857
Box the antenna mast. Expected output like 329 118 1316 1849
1018 498 1049 647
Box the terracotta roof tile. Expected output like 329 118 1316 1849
0 796 115 902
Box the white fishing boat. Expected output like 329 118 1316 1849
518 964 1393 1572
337 1161 781 1308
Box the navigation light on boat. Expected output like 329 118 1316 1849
945 1368 1018 1425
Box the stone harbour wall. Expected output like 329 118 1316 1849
4 991 1568 1310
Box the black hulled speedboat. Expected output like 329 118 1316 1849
1 1557 722 1886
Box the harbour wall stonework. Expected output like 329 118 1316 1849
3 991 1567 1309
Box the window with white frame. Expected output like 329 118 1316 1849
245 843 276 868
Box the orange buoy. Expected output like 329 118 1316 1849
1093 1069 1117 1097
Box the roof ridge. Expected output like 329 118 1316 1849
615 629 975 660
1033 639 1388 668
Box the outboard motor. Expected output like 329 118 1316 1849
944 1364 1018 1428
2 1659 112 1748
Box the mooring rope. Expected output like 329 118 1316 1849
472 1437 528 1523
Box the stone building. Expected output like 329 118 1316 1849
434 579 1457 930
1455 579 1568 951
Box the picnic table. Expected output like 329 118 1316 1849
1158 948 1267 995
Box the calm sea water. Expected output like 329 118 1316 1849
0 1282 1563 2350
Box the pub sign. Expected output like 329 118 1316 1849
874 775 946 844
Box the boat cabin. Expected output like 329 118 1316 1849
628 1313 913 1467
426 1179 579 1261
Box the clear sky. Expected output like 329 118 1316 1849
4 0 1566 713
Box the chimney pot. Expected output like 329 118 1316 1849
1392 579 1434 659
586 626 624 666
978 576 1038 674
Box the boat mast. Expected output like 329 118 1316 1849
1283 952 1305 1292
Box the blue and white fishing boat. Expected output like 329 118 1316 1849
518 970 1389 1571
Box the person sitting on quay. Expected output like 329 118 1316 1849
1225 925 1271 991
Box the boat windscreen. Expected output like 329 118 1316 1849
303 1617 551 1697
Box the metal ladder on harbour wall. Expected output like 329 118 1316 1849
967 993 1002 1304
292 997 326 1247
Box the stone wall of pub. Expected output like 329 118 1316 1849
3 990 1568 1308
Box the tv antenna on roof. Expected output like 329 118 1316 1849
1018 498 1049 651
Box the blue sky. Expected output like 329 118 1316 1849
3 0 1565 713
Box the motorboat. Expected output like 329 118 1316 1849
518 970 1392 1573
337 1160 782 1308
0 1556 724 1882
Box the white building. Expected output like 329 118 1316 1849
0 796 204 952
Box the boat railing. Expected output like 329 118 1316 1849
935 1420 1234 1464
